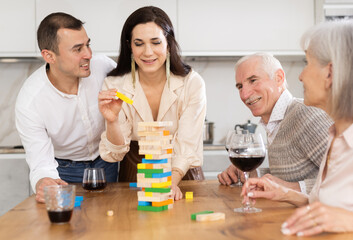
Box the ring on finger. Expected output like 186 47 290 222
312 218 318 227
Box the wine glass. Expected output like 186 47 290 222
225 130 243 187
228 132 266 213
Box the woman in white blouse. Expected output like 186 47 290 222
98 6 206 200
241 20 353 236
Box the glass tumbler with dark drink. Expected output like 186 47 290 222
228 132 266 213
44 185 76 224
82 168 107 192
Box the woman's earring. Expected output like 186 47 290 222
131 54 136 88
166 52 170 88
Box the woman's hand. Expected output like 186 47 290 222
262 174 301 192
171 184 183 201
98 89 123 123
241 176 308 207
241 176 288 202
281 202 353 237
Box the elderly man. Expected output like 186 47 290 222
15 12 118 203
218 53 332 193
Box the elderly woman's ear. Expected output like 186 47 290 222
325 62 333 89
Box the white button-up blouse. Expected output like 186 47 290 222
99 70 206 175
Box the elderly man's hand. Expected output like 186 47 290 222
281 202 353 237
35 177 68 203
217 164 241 185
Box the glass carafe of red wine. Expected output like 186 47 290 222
228 132 266 213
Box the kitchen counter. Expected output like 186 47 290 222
0 147 25 154
203 144 224 151
0 180 350 239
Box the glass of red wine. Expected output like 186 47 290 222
225 130 243 187
228 132 266 213
82 168 107 192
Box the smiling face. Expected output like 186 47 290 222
235 57 284 123
299 52 330 110
51 27 92 80
130 22 168 76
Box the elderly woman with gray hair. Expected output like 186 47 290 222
241 20 353 236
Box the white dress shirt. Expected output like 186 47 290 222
15 54 116 192
259 89 293 145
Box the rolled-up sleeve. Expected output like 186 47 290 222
99 78 133 162
172 73 206 175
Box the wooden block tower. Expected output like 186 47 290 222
136 121 174 212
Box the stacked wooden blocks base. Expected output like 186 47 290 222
137 121 174 212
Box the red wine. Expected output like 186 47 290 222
229 155 265 172
48 209 73 223
82 181 107 191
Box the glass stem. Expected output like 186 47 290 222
243 171 251 210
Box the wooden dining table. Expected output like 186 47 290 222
0 180 352 240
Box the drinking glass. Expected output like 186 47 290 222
82 168 107 192
44 185 76 224
228 132 266 213
225 130 242 187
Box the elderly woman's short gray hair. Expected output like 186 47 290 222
301 20 353 120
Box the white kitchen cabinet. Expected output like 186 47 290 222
0 154 30 216
35 0 177 57
0 0 36 57
177 0 315 56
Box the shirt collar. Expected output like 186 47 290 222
330 123 353 149
45 64 81 98
259 89 293 125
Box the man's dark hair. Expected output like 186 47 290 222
37 12 84 54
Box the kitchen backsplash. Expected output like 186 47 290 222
0 58 305 147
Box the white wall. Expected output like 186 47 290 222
0 58 305 147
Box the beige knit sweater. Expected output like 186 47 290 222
268 99 333 193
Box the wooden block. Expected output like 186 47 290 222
137 182 152 188
152 181 172 188
152 198 174 207
139 144 173 150
151 171 171 178
139 148 172 155
138 194 171 202
139 135 173 141
145 153 172 160
191 211 214 220
196 212 225 222
137 169 164 174
137 125 166 132
138 201 151 206
115 91 133 104
138 140 171 146
137 163 171 170
138 130 170 137
137 205 169 212
142 158 169 164
137 191 172 198
137 175 169 183
138 121 173 127
144 188 171 193
145 192 153 197
185 192 193 200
